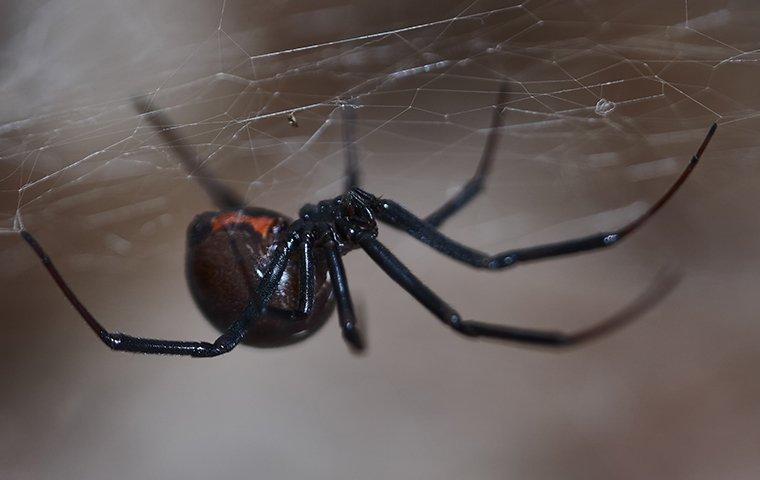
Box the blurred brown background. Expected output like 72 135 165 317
1 1 759 479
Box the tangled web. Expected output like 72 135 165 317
0 0 757 273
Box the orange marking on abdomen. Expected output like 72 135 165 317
212 212 277 238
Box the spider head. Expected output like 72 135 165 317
334 189 378 244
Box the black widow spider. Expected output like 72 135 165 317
19 85 717 357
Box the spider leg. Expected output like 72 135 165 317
323 228 365 351
21 229 301 357
424 83 509 228
366 122 717 269
297 228 316 317
357 234 678 347
133 97 246 210
341 102 361 192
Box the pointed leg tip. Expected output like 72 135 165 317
705 122 718 141
693 122 718 162
19 229 37 249
343 328 366 353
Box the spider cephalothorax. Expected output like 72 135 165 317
18 86 717 358
302 189 380 245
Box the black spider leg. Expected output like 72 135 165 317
322 226 365 351
20 229 301 357
341 102 360 192
297 226 316 317
133 97 245 210
366 123 717 269
357 233 678 347
424 83 510 228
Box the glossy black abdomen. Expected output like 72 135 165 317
185 209 333 347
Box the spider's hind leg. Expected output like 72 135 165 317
133 97 246 211
20 229 300 357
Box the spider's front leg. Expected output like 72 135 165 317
337 84 509 227
360 122 717 269
424 83 509 228
341 101 361 193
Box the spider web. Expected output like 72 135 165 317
0 0 756 276
4 4 760 479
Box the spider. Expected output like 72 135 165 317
18 85 717 357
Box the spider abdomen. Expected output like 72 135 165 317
185 209 333 347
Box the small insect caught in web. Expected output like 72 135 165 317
286 111 298 127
